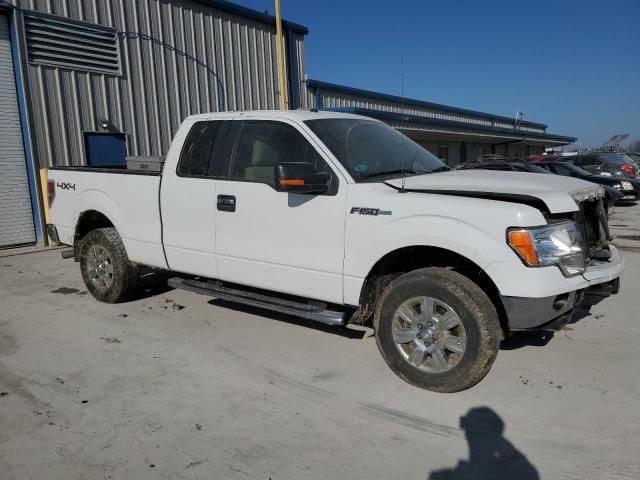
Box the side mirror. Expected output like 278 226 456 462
275 162 330 194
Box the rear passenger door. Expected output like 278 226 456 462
213 119 348 304
161 120 227 277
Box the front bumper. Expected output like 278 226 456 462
501 277 620 331
617 189 639 202
499 245 624 331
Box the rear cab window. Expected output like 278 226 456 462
177 121 224 177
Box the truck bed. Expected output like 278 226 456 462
49 166 160 176
48 167 167 269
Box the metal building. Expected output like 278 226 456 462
306 79 576 165
0 0 309 248
0 0 576 249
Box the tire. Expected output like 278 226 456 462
373 267 501 393
79 227 139 303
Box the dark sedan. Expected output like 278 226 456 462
456 158 551 174
537 160 639 207
563 152 640 179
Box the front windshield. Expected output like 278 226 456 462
305 118 447 181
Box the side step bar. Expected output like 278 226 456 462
168 277 346 326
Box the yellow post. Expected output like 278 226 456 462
274 0 288 110
39 168 54 245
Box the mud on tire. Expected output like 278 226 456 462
373 267 502 393
79 227 139 303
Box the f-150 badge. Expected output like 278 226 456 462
350 207 392 216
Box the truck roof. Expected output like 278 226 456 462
185 110 373 122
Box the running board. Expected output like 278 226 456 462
168 277 346 325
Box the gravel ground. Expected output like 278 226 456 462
1 204 639 480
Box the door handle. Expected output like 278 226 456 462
217 194 236 212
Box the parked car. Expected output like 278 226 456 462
458 158 628 211
537 160 636 209
621 152 640 170
526 154 563 164
46 111 623 393
457 158 550 174
563 152 639 178
624 152 640 164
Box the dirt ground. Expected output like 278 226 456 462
1 203 639 480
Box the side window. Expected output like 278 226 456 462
553 164 570 176
177 121 223 177
577 156 597 167
437 145 449 165
229 121 331 187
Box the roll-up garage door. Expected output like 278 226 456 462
0 15 36 248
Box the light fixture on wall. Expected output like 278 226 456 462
98 118 114 131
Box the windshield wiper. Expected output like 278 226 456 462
362 168 430 180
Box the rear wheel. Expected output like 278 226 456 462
373 267 501 392
79 227 138 303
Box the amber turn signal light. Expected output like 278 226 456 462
508 230 538 266
279 179 305 186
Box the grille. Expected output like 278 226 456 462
577 198 610 261
24 13 120 75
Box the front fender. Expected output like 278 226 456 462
343 215 515 305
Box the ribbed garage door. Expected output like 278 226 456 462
0 15 36 248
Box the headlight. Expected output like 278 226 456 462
507 222 585 277
621 181 633 190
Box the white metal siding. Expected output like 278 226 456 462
0 14 36 247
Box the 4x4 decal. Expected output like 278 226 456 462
57 182 76 191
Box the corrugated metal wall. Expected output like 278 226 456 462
307 87 547 134
291 31 308 109
10 0 306 167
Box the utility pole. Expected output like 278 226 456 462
274 0 288 110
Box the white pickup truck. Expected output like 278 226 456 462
48 110 623 392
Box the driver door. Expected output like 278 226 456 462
213 119 348 304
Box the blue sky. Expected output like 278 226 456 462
235 0 640 148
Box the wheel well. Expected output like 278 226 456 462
75 210 114 244
351 246 509 335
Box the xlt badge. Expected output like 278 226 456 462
350 207 392 216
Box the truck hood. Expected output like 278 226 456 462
385 170 603 214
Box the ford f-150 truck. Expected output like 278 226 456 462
47 110 623 392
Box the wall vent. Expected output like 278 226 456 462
24 12 120 75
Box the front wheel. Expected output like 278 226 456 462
79 227 139 303
373 267 502 393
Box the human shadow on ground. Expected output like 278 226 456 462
428 407 539 480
